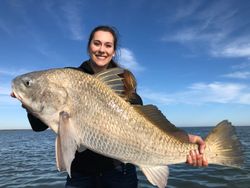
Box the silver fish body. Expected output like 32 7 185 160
11 68 244 188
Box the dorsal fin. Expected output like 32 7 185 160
133 105 189 143
94 68 125 98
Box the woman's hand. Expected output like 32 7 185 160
186 134 208 167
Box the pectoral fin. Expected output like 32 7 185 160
58 111 77 177
55 136 66 171
140 165 169 188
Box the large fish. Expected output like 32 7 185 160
11 68 244 188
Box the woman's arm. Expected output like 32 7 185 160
27 113 48 132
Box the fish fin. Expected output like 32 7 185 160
133 105 189 143
55 136 66 171
58 111 78 177
204 120 244 168
94 68 125 98
140 165 169 188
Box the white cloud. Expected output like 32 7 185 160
119 48 144 72
162 28 197 42
138 88 174 105
212 42 250 58
172 0 202 20
231 61 250 69
42 1 85 41
162 28 225 44
188 82 246 103
140 82 250 105
222 71 250 79
60 2 85 41
162 1 250 59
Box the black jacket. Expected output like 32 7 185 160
28 60 143 175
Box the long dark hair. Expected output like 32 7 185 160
87 25 138 100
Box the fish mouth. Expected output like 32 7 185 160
10 91 16 98
11 90 30 110
10 90 23 103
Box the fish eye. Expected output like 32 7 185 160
24 79 32 87
26 81 30 86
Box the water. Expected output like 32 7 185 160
0 126 249 188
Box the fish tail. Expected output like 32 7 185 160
204 120 244 168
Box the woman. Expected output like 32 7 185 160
27 25 208 188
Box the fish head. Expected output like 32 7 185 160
11 69 68 126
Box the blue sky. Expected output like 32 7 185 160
1 0 250 129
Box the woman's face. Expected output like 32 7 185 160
89 30 115 68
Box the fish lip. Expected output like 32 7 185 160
10 91 16 98
11 90 30 110
10 90 23 103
